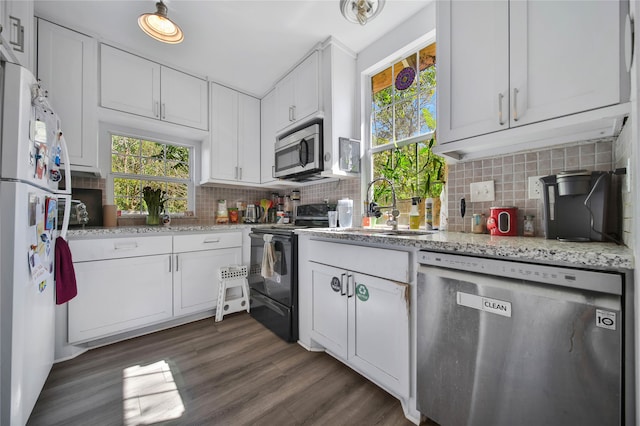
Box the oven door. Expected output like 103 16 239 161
248 232 295 306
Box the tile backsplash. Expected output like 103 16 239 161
445 138 615 236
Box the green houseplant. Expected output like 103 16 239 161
143 186 168 225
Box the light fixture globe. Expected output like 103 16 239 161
340 0 385 25
138 1 184 44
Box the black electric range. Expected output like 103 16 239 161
248 203 333 342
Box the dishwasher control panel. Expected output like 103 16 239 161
418 251 622 296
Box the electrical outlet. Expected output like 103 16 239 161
528 176 545 199
470 180 495 202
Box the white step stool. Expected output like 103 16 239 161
216 265 250 322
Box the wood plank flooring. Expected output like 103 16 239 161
28 313 415 426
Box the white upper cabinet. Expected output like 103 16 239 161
275 51 320 132
37 19 99 174
260 89 277 184
437 0 630 159
100 44 208 130
202 82 260 185
2 0 34 71
160 66 209 130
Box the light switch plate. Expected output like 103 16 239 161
528 176 545 199
470 180 495 202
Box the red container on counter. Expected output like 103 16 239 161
486 206 518 236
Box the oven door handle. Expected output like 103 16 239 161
298 138 309 168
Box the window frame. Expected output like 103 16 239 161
103 124 197 216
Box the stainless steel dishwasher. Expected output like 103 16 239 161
417 250 632 426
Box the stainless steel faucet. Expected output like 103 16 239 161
365 177 400 230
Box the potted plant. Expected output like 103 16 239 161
143 186 168 225
372 136 445 226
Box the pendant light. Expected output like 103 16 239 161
340 0 386 26
138 1 184 44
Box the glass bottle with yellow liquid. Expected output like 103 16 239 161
409 197 421 229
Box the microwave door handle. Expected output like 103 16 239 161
298 138 309 167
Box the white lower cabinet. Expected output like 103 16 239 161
68 232 242 343
69 253 173 343
173 232 242 316
309 262 410 398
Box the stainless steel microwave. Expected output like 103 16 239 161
274 121 323 180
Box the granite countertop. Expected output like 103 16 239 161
296 228 634 270
65 223 285 238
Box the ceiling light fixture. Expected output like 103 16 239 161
340 0 386 25
138 1 184 44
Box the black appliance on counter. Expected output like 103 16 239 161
248 203 334 342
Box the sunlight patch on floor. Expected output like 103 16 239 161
122 360 185 425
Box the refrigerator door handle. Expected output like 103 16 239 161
56 132 72 195
58 194 72 241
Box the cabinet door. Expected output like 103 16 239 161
275 72 295 131
100 44 160 119
292 51 320 123
309 262 348 359
4 0 34 71
437 0 509 144
160 66 208 130
209 82 239 181
173 247 241 317
260 90 277 184
237 93 261 183
509 0 622 127
348 272 410 398
37 20 98 172
69 255 173 343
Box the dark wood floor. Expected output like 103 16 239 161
28 313 415 426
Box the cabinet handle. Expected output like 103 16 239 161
291 105 296 121
347 274 354 298
340 273 347 296
203 238 220 243
288 106 293 122
238 167 242 180
513 88 519 122
234 166 238 179
114 242 138 250
169 255 172 272
498 93 505 126
154 101 159 118
272 165 276 178
161 103 166 119
175 254 179 271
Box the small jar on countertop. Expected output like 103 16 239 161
472 213 486 234
523 215 535 237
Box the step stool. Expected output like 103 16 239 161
216 265 250 322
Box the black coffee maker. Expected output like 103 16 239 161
540 170 620 242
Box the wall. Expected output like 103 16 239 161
445 138 615 237
298 178 361 217
614 121 633 246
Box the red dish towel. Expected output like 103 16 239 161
55 236 78 304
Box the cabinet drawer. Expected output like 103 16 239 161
173 232 242 253
309 240 409 283
69 235 173 262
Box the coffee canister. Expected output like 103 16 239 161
487 206 518 236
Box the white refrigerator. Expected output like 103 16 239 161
0 61 72 425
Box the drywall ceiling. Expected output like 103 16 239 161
34 0 432 98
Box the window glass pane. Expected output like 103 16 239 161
372 106 393 146
372 150 394 205
419 88 437 134
140 140 165 157
111 136 139 156
394 99 419 141
141 157 165 176
114 178 142 213
166 160 190 179
371 66 392 101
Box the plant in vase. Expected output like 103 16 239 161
143 186 168 225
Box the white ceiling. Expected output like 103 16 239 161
34 0 432 98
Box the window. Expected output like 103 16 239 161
369 43 443 203
111 134 192 215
